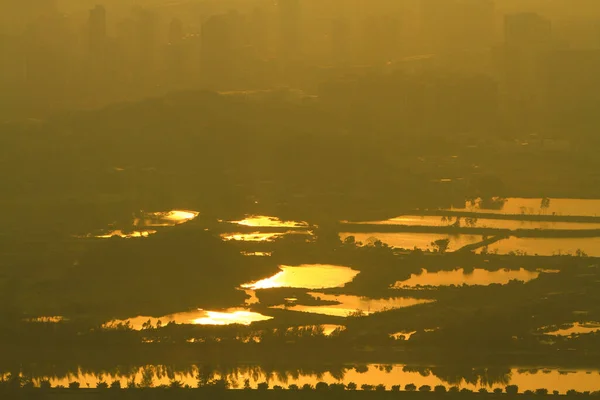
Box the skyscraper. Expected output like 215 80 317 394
499 12 553 128
89 5 107 54
278 0 301 61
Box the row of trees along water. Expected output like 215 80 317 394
0 375 597 397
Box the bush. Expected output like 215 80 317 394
461 388 474 393
110 381 121 389
479 388 489 394
273 385 283 390
506 385 519 395
39 380 52 390
288 384 299 391
494 388 504 394
68 382 80 390
315 382 329 391
347 382 357 391
362 384 374 391
406 383 417 392
525 390 535 395
301 384 313 391
391 385 401 392
330 383 346 392
257 382 269 391
420 385 432 392
96 382 109 389
376 384 386 392
169 380 183 389
435 385 447 393
536 389 549 395
450 386 460 393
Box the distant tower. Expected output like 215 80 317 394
278 0 301 61
500 12 553 128
89 5 107 54
201 13 235 87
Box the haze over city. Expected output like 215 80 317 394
2 0 600 398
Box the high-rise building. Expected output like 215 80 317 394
504 12 552 47
201 13 236 87
89 5 107 54
543 50 600 133
499 12 553 127
420 0 495 53
278 0 301 61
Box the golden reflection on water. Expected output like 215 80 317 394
545 322 600 336
390 331 418 340
241 265 360 290
96 230 157 239
136 210 199 227
453 198 600 217
273 292 432 317
221 232 286 242
340 233 481 251
40 365 600 393
394 268 540 288
232 215 308 228
345 216 600 231
482 237 600 257
106 308 271 330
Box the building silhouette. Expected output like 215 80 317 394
89 5 107 55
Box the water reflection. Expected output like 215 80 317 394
390 331 418 340
106 308 272 330
241 265 359 290
32 364 600 393
221 232 286 242
241 251 273 257
274 292 432 317
545 322 600 336
96 230 157 239
346 216 600 231
135 210 199 227
25 316 65 323
231 215 308 228
340 233 481 251
394 268 540 288
221 231 311 242
482 237 600 257
452 198 600 217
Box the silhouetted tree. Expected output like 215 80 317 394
39 380 52 390
96 381 109 389
494 388 503 394
110 381 121 389
406 383 417 392
169 380 183 389
301 384 313 391
68 382 80 390
419 385 432 392
347 382 357 391
431 238 450 254
435 385 447 393
376 384 386 392
506 385 519 395
392 385 401 392
315 382 329 391
288 384 299 391
362 384 374 391
536 389 549 395
257 382 269 391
